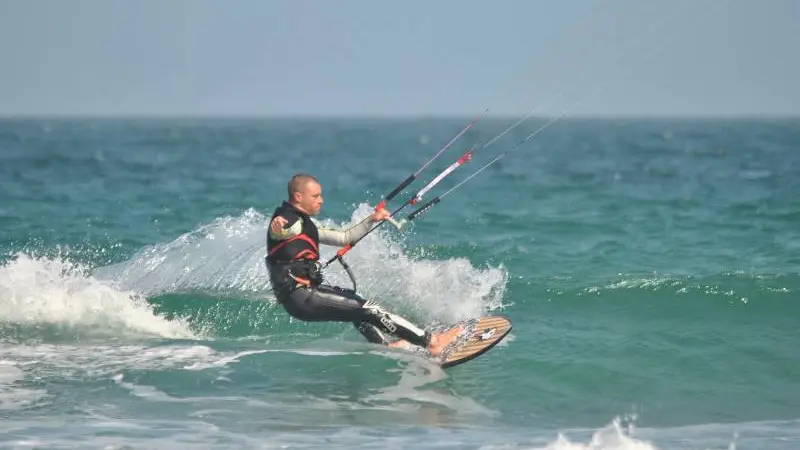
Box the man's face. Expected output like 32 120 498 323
293 180 324 215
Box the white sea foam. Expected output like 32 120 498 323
0 253 195 339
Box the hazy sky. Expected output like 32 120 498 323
1 0 798 117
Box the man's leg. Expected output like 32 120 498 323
357 298 433 348
279 284 432 348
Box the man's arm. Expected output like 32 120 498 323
315 217 374 247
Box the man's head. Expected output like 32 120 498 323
287 173 323 215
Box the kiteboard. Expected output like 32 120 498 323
406 315 512 369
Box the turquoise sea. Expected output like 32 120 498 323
1 116 798 449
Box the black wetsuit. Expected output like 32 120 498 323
265 201 432 347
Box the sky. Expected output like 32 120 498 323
1 0 799 117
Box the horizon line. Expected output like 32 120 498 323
1 112 799 121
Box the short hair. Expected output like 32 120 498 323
288 173 319 200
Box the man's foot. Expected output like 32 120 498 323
427 325 464 357
384 326 465 356
387 339 412 350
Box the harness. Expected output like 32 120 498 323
265 202 324 291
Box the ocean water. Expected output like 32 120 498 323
1 116 798 449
